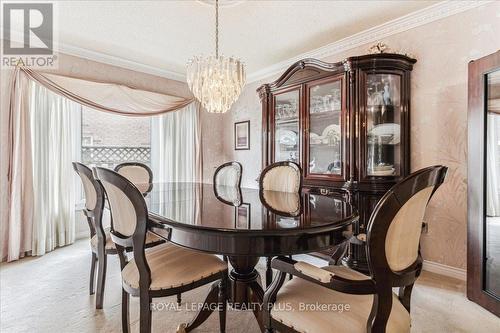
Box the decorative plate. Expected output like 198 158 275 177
278 130 297 146
368 123 400 145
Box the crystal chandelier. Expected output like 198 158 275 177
187 0 246 113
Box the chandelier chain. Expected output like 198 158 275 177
215 0 219 58
186 0 245 113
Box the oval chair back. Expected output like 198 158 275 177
72 162 105 237
93 167 152 286
213 161 242 187
115 162 153 196
259 161 302 193
365 165 447 328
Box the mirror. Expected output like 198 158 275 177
485 69 500 297
468 51 500 316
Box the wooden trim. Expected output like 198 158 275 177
467 50 500 317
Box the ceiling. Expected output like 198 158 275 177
17 1 441 80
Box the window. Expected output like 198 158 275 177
81 106 151 168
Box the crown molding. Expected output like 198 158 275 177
57 42 187 82
247 0 492 83
1 29 187 82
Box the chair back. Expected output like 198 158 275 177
93 167 149 248
93 167 152 287
214 161 242 187
366 165 448 283
259 161 302 193
72 162 105 237
115 162 153 195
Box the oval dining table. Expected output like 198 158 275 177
145 182 358 332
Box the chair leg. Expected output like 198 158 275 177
139 293 152 333
218 274 228 333
122 288 130 333
95 252 107 309
89 252 97 295
177 293 182 305
399 283 414 312
288 255 293 280
266 257 273 288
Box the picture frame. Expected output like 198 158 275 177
234 120 250 150
235 203 251 229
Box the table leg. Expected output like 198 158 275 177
180 281 220 332
249 280 265 332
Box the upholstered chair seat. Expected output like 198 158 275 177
90 227 162 251
271 265 410 333
122 242 227 291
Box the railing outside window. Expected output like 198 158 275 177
81 145 151 168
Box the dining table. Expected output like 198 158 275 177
144 182 358 331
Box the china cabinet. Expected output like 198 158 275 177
258 53 416 270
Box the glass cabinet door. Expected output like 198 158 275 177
365 73 402 177
274 90 300 163
307 79 343 177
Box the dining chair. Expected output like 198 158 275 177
214 161 242 187
262 165 448 333
115 162 153 196
259 161 302 287
72 162 164 309
115 161 188 305
93 167 228 333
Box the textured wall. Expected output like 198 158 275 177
223 2 500 269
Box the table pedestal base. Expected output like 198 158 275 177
228 256 265 330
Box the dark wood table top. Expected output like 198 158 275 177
147 182 358 257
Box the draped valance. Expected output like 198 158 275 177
16 67 194 116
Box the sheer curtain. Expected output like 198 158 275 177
29 81 81 255
150 102 202 183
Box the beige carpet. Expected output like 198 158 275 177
1 240 498 332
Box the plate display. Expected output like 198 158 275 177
368 123 400 145
278 130 298 146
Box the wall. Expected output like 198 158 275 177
223 2 500 270
0 51 224 250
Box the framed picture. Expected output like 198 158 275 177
235 203 251 229
234 120 250 150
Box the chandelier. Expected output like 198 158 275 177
187 0 246 113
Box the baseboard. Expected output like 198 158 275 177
422 260 466 281
75 230 89 241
